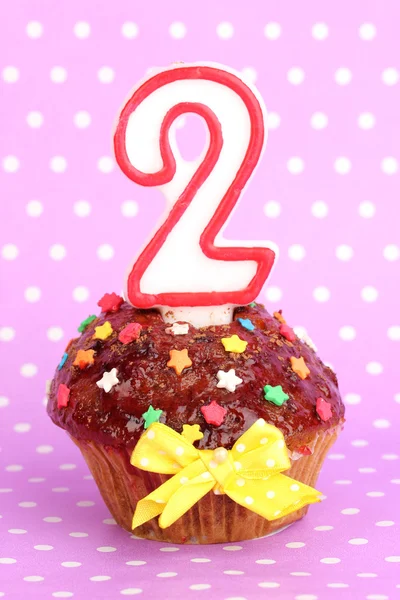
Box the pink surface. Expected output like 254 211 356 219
1 1 399 599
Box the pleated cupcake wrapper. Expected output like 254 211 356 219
72 425 341 544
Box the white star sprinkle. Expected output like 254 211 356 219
165 322 189 336
216 369 243 393
294 328 318 352
96 368 119 393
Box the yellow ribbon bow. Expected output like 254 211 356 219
130 418 321 530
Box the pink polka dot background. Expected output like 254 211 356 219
1 1 399 598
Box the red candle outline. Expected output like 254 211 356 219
114 66 275 308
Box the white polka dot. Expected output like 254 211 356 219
312 22 329 40
382 68 399 86
381 156 398 174
336 244 354 261
313 286 330 302
97 546 116 553
361 286 378 302
223 546 242 551
159 547 180 552
140 458 149 467
287 157 304 174
34 545 53 551
59 464 76 471
344 393 361 405
26 21 43 38
97 156 114 173
13 422 31 433
359 23 376 40
190 558 211 563
236 478 245 487
351 439 368 447
6 464 23 472
20 363 38 378
339 326 356 341
126 560 146 566
77 500 94 507
255 559 276 564
290 484 300 492
264 22 281 39
367 491 385 497
244 496 254 505
358 112 375 130
383 453 398 460
383 244 400 261
387 326 400 341
311 201 328 218
0 489 12 493
320 557 341 564
266 112 281 130
0 558 17 564
236 443 246 453
225 570 244 576
36 445 53 454
335 68 352 85
385 556 400 562
334 157 352 174
2 155 20 172
74 111 91 128
103 518 117 525
26 111 44 128
373 418 390 428
73 200 91 218
74 22 90 38
62 561 81 568
90 576 111 581
263 201 281 218
266 491 275 499
47 327 64 342
376 521 394 527
265 286 282 303
287 68 305 85
120 590 143 596
286 542 305 548
357 573 377 578
175 447 184 456
8 528 27 534
72 286 89 302
266 458 275 468
366 362 383 375
24 576 44 582
97 244 114 260
217 22 234 39
258 582 280 588
348 537 368 545
2 66 19 83
310 111 328 130
359 201 375 218
50 156 67 173
366 596 388 600
0 326 15 342
156 572 177 578
314 525 333 531
291 572 311 577
43 516 62 522
288 244 306 261
50 67 67 83
26 200 44 218
122 22 139 38
52 594 73 599
189 585 211 591
359 467 375 473
241 67 257 84
0 397 10 408
341 507 360 515
98 67 115 84
49 243 66 260
121 200 139 217
169 22 186 39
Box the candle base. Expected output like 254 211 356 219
159 305 234 328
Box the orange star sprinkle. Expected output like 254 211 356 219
167 349 192 375
93 321 113 341
290 356 310 380
181 424 204 444
73 349 95 370
273 311 286 324
221 334 248 354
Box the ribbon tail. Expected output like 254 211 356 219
225 473 321 522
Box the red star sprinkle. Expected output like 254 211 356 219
297 445 312 456
57 383 70 409
97 292 124 313
201 400 227 426
118 322 142 344
280 323 296 342
316 397 332 421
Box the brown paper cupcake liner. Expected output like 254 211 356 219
72 425 340 544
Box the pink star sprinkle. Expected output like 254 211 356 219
57 383 70 409
201 400 227 426
316 397 332 421
118 322 142 344
280 323 296 342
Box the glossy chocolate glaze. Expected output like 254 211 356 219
47 302 344 452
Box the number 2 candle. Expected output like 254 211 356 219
114 62 277 327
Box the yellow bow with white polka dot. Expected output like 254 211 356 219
130 418 321 530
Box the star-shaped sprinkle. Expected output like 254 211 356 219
248 302 257 308
216 369 243 393
237 318 255 332
78 315 96 333
167 349 192 375
165 322 189 336
280 323 296 342
93 321 113 341
96 368 119 393
181 424 204 444
316 397 332 421
142 405 163 429
290 356 311 380
221 334 248 353
73 349 95 370
295 328 318 352
201 400 227 426
273 311 286 324
119 322 142 344
57 352 68 371
57 383 70 409
263 384 289 406
97 292 124 313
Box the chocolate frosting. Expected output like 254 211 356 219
47 302 344 452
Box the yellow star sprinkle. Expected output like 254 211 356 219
221 334 248 354
93 321 113 341
290 356 310 380
181 424 204 445
167 349 192 375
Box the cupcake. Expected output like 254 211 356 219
47 297 344 544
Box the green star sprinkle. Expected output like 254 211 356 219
142 405 163 429
263 384 289 407
249 302 257 308
78 315 97 333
